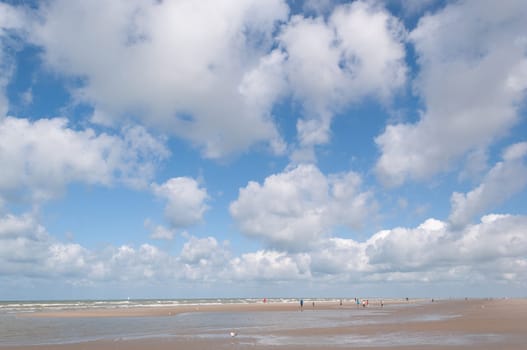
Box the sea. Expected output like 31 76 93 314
0 298 502 347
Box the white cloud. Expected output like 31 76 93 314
0 117 169 203
30 0 289 159
226 214 527 285
144 220 175 241
0 213 49 276
0 213 161 282
238 49 289 155
229 164 376 250
93 243 176 282
503 141 527 161
228 250 311 281
309 237 367 276
458 214 527 262
375 1 527 186
177 235 230 281
2 211 527 291
449 142 527 228
329 170 378 229
46 243 90 276
152 177 209 229
0 3 25 31
179 235 229 265
221 213 527 286
0 213 95 279
458 148 488 182
365 218 450 272
24 0 407 161
364 214 527 286
276 1 406 156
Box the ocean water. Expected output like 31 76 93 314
0 298 299 314
0 298 502 347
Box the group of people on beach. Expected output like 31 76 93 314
298 298 385 310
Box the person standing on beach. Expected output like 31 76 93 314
300 299 304 311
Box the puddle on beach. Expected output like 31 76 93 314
251 332 503 347
176 311 496 348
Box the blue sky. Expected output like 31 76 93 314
1 0 527 300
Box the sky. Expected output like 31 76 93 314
0 0 526 300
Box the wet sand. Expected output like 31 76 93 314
4 298 527 350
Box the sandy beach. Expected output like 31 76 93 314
2 298 526 350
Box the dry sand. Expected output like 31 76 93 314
4 298 527 350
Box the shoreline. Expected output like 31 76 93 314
14 298 421 318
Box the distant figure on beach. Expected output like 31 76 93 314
356 298 360 308
339 299 343 306
380 300 384 308
406 297 409 302
300 299 304 311
362 300 366 308
312 301 315 309
263 298 267 303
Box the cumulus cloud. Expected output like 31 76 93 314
2 211 527 290
449 142 527 228
364 214 527 285
0 117 168 203
309 237 367 276
151 177 209 229
0 213 49 276
238 49 289 155
20 0 406 161
222 213 527 286
375 0 527 186
29 0 289 158
274 1 406 159
2 214 180 283
144 220 175 241
102 244 176 282
177 234 231 281
229 164 376 250
228 250 311 281
458 148 489 182
301 214 527 286
46 243 90 277
366 218 450 272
